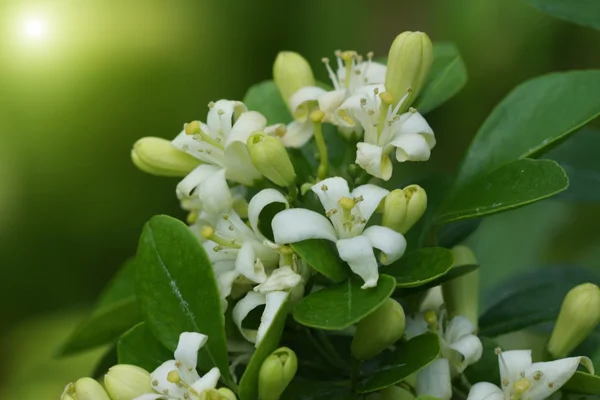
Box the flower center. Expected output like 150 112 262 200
321 49 375 91
185 120 224 150
201 226 242 249
510 378 531 400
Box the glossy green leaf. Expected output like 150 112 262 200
291 239 348 282
396 265 479 297
523 0 600 31
543 127 600 202
243 80 293 125
437 159 569 223
135 215 230 383
92 346 118 378
454 70 600 189
357 333 440 393
381 247 454 288
281 380 352 400
479 266 600 337
293 275 396 330
437 219 482 248
563 371 600 395
464 337 501 385
96 258 137 308
415 42 467 114
117 322 172 372
238 294 290 400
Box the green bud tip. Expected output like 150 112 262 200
131 136 201 177
382 189 408 233
273 51 315 108
397 184 427 234
62 377 111 400
547 283 600 359
247 132 296 188
105 364 154 400
258 347 298 400
442 245 480 329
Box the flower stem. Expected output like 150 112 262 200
310 110 328 180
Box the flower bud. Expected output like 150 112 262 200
247 132 296 187
397 185 427 234
547 283 600 359
441 245 480 329
217 388 238 400
104 364 153 400
382 189 407 232
273 51 315 106
200 388 237 400
385 31 433 113
62 378 111 400
131 137 201 177
258 347 298 400
352 298 406 360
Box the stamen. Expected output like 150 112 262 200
321 184 328 191
202 226 241 249
208 101 215 109
321 57 340 91
341 51 356 88
532 371 543 381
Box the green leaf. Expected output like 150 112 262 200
96 258 137 308
454 70 600 189
464 337 501 385
436 159 569 223
291 239 348 283
415 42 467 114
281 380 352 399
238 294 290 400
92 346 118 378
479 266 600 337
357 333 440 393
117 322 172 372
381 247 454 288
523 0 600 31
437 219 482 248
243 80 293 125
135 215 230 383
395 265 479 297
543 127 600 203
563 372 600 395
293 275 396 330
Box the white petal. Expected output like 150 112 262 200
525 357 592 400
198 168 232 214
356 142 393 181
467 382 505 400
395 111 436 148
254 266 302 293
417 358 453 400
256 291 288 346
335 94 364 128
362 225 406 265
318 89 347 119
272 209 337 244
176 164 221 199
207 100 246 135
311 177 351 209
351 184 389 223
336 235 379 289
232 291 266 343
363 62 387 84
150 360 188 399
281 120 314 148
448 334 483 373
236 241 267 284
390 133 432 162
190 367 220 394
171 126 206 158
445 316 477 344
202 241 237 264
248 189 289 241
419 286 444 312
405 313 428 340
217 269 240 311
289 86 327 121
175 332 208 371
225 111 267 147
224 142 262 186
499 350 532 387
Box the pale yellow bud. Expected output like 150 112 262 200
398 185 427 234
258 347 298 400
547 283 600 359
385 31 433 113
273 51 315 107
217 387 238 400
247 132 296 187
104 364 154 400
352 298 406 360
62 378 111 400
131 137 201 177
382 189 408 232
442 245 480 329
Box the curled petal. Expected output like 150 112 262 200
525 356 593 400
395 111 436 148
206 100 246 135
248 189 289 241
417 358 452 400
466 382 505 400
390 133 432 162
225 111 267 147
224 141 262 185
289 86 327 121
174 332 208 372
362 225 406 265
254 266 302 293
190 367 221 394
280 120 314 148
198 168 232 214
176 164 221 200
272 209 337 244
445 316 476 343
311 177 351 212
356 142 393 181
217 269 240 311
318 89 347 119
236 241 267 284
336 235 378 289
232 291 266 343
150 360 189 399
351 184 389 223
448 334 483 373
256 291 289 346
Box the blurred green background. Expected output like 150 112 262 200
1 0 599 398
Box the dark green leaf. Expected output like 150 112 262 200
291 239 348 283
357 333 440 393
238 294 290 400
281 379 352 399
454 70 600 189
415 42 468 114
243 80 293 125
395 264 479 297
293 275 396 330
92 346 118 379
136 215 231 383
437 219 482 248
479 266 600 337
523 0 600 31
117 322 172 372
543 127 600 203
563 372 600 395
381 247 454 288
437 159 569 223
464 337 501 385
96 258 137 308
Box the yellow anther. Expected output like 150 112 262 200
310 109 325 123
275 125 287 137
409 107 417 114
208 101 215 108
167 370 181 384
201 226 215 239
533 371 543 381
339 197 355 210
548 382 555 389
367 51 374 59
379 92 394 105
513 378 531 394
334 50 342 57
321 184 328 191
217 109 225 116
321 57 329 63
502 378 509 387
495 347 503 355
185 121 202 135
424 310 437 328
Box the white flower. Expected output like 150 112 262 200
283 51 387 147
133 332 220 400
171 100 268 214
466 349 594 400
271 177 406 289
335 85 435 180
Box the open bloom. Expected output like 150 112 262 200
272 177 406 288
171 100 268 213
133 332 220 400
467 349 594 400
335 84 435 180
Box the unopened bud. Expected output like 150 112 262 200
131 137 201 177
258 347 298 400
547 283 600 359
442 245 479 329
385 31 433 113
200 388 237 400
104 364 153 400
397 185 427 234
352 298 406 360
247 132 296 187
273 52 315 107
216 387 238 400
382 189 407 232
62 378 111 400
